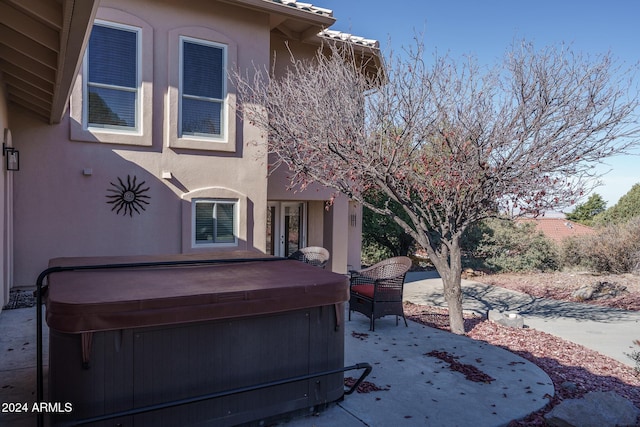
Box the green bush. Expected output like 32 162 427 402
561 217 640 274
566 193 607 226
361 191 416 259
361 240 394 267
594 183 640 225
462 218 560 273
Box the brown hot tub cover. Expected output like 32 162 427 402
45 252 349 334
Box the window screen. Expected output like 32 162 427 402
87 24 138 129
181 39 226 137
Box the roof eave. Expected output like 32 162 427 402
49 0 100 124
219 0 336 27
314 31 385 82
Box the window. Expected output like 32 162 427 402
167 27 237 152
70 9 152 146
180 38 226 139
193 200 237 246
86 22 140 131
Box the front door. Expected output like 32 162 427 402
266 202 305 257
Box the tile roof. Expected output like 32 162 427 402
264 1 379 48
267 0 333 17
319 29 380 49
518 218 596 245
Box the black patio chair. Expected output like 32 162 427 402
348 256 412 331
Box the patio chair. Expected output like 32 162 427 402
288 246 330 269
348 256 412 331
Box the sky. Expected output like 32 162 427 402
318 0 640 210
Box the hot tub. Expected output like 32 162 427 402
43 252 348 426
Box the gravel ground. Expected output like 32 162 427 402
2 288 36 310
482 271 640 311
403 270 640 426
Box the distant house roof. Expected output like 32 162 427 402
518 217 596 245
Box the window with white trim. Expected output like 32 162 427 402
180 37 227 139
193 199 238 246
70 9 152 146
85 21 140 131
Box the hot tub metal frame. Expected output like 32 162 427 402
35 257 372 427
55 363 372 427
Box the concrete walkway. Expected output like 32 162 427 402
404 271 640 367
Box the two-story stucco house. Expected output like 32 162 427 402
0 0 379 310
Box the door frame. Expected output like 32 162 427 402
266 201 307 257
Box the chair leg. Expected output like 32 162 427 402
395 314 408 327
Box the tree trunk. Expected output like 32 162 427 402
441 268 465 335
428 237 466 335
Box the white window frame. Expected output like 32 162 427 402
83 20 141 134
179 36 228 141
192 199 239 248
167 27 237 152
70 8 153 146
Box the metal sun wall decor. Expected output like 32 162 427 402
106 175 151 216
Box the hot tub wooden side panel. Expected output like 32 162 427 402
49 305 345 426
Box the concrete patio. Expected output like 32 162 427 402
1 291 553 427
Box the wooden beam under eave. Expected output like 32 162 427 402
0 2 59 52
273 24 295 40
300 25 324 43
8 93 50 121
0 45 56 82
0 26 58 69
9 85 52 110
4 0 63 31
0 61 54 94
4 73 53 103
49 0 99 124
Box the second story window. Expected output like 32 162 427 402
180 37 227 139
86 22 140 131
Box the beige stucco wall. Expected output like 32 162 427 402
348 201 362 270
7 0 362 285
266 145 361 273
0 71 9 309
10 0 271 285
267 35 363 272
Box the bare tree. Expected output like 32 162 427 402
235 40 640 334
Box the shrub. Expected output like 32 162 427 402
566 193 607 226
361 241 394 267
562 217 640 274
625 339 640 376
594 184 640 225
362 192 416 259
462 218 560 273
560 235 585 268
